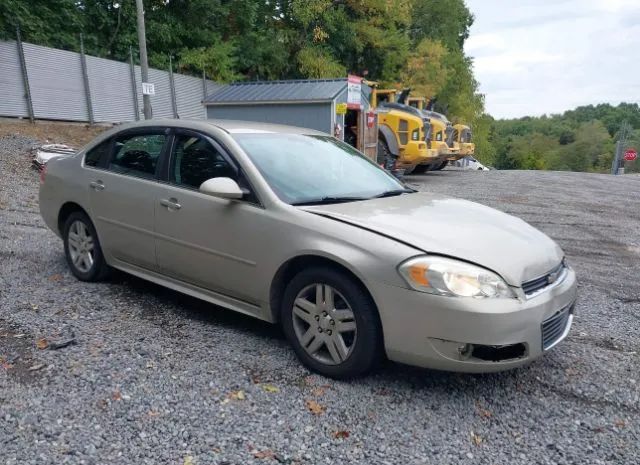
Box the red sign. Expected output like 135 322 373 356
367 110 376 128
624 149 637 161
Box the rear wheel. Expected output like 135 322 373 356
412 164 430 174
63 211 111 281
281 267 382 379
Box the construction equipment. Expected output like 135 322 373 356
366 82 438 175
408 109 457 173
407 97 427 110
453 124 475 158
371 88 399 107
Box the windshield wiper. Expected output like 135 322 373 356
371 188 416 198
292 196 369 206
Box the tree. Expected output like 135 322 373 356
409 0 474 49
400 39 449 98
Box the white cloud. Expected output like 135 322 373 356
465 0 640 118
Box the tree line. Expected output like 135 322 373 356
0 0 491 156
488 103 640 172
3 1 636 173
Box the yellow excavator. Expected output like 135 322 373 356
366 83 439 175
453 124 475 157
407 97 427 110
407 95 476 171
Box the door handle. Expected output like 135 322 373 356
89 180 105 191
160 198 182 210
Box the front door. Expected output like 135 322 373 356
154 130 265 304
87 129 168 271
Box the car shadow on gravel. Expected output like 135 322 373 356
108 270 284 341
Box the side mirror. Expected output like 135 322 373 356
199 177 244 200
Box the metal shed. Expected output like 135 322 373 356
204 77 378 159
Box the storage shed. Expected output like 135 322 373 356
204 78 378 159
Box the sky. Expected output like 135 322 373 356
464 0 640 119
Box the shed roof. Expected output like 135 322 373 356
204 79 348 105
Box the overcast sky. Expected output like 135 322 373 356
464 0 640 119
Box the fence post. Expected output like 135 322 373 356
15 26 35 123
129 47 140 121
168 55 178 118
79 34 94 125
202 70 208 118
202 70 207 99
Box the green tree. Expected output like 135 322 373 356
508 133 558 170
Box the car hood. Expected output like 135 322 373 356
301 192 563 286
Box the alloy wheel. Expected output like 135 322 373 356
67 220 95 273
291 283 357 365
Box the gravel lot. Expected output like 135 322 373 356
1 129 639 465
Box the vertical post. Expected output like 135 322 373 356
202 69 208 118
15 26 35 123
135 0 152 119
612 140 622 175
79 34 94 125
612 122 630 175
168 55 178 118
129 47 140 121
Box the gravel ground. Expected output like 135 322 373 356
1 131 639 465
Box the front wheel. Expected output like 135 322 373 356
281 267 382 379
430 160 448 171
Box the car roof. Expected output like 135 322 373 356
107 119 327 136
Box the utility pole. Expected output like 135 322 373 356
135 0 152 119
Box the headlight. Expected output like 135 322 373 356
398 256 515 298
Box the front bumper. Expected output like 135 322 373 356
371 268 578 372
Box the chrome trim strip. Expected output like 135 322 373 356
524 265 568 300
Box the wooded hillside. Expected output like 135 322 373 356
490 103 640 172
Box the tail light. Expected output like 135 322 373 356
39 165 47 184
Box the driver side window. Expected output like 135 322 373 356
170 134 236 189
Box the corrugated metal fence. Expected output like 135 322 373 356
0 40 219 124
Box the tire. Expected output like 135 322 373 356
431 160 448 171
280 267 382 379
412 164 430 174
377 139 396 171
63 211 111 281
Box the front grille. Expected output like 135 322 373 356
541 305 572 350
522 261 565 296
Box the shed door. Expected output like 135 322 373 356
361 110 378 161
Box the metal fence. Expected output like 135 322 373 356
0 39 220 124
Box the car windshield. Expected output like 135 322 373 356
233 133 409 205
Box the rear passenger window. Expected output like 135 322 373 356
110 133 166 178
84 139 111 167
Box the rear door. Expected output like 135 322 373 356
87 128 169 271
